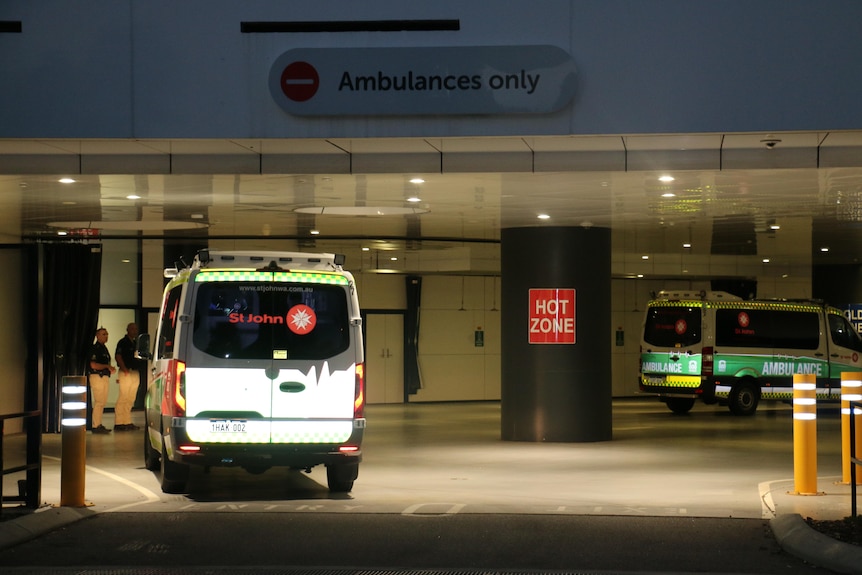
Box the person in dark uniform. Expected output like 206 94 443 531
114 322 144 431
87 327 115 434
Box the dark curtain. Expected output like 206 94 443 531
41 243 102 432
405 276 422 396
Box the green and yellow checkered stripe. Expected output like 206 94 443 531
195 270 349 285
185 419 352 444
641 374 700 388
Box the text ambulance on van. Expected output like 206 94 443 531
639 290 862 415
139 250 365 494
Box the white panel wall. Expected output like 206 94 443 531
412 276 501 402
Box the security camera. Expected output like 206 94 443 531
760 138 781 149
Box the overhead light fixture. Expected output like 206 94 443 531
126 194 141 200
762 258 770 263
537 214 550 220
683 243 692 249
58 178 76 184
821 247 830 252
662 192 676 198
658 175 675 182
295 206 428 216
406 196 421 203
310 230 320 235
409 178 425 184
362 247 370 252
642 255 649 260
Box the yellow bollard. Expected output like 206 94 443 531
791 373 820 495
841 372 862 485
60 376 88 507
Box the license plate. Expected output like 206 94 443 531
210 420 247 433
645 376 665 385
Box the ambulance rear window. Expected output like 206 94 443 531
191 281 349 360
643 306 701 347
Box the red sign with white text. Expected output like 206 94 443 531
528 289 576 344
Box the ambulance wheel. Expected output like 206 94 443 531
729 382 759 416
160 438 190 494
665 398 695 414
326 463 358 492
143 429 160 471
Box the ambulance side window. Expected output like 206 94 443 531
158 286 183 359
829 314 862 352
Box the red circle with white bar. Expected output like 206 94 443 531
281 61 319 102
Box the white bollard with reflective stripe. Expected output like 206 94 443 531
841 372 862 485
792 374 819 495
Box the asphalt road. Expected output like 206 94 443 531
0 512 827 574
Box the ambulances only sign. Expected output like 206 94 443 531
269 45 577 116
528 288 576 344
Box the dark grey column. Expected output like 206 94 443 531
500 226 612 442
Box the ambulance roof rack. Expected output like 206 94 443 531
654 290 742 302
192 249 345 272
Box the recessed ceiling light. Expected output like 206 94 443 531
56 230 68 236
661 192 676 198
658 175 675 182
537 214 550 220
683 243 691 248
310 230 320 235
821 247 830 252
390 257 398 261
642 255 649 260
126 194 141 200
362 247 370 251
409 178 425 184
406 196 421 203
762 258 770 263
58 178 76 184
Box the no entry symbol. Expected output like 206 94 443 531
281 61 319 102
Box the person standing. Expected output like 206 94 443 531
114 322 143 431
87 327 115 434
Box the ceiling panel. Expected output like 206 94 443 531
0 131 861 275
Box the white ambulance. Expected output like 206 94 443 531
639 290 862 415
139 250 365 493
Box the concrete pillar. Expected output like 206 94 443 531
500 226 612 442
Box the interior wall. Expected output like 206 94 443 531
412 275 501 402
0 249 25 431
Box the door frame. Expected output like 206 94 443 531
361 309 407 403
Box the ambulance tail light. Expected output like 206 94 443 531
339 445 360 453
354 362 365 419
702 347 714 377
162 359 187 417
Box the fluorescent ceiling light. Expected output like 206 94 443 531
295 206 428 216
